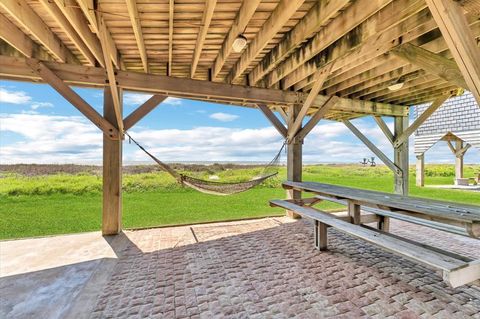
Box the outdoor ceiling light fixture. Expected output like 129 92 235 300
388 78 405 91
232 34 248 53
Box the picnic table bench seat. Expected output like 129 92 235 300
270 181 480 288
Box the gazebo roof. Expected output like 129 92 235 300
0 0 479 122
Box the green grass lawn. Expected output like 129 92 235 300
1 164 479 240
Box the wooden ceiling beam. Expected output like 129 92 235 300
392 43 467 88
425 0 480 105
0 0 77 63
262 0 395 88
226 0 305 84
211 0 261 81
191 0 217 78
0 55 408 117
39 0 96 66
285 2 430 91
168 0 174 76
126 0 149 72
247 0 349 86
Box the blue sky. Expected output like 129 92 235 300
0 80 478 165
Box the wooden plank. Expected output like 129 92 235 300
257 104 287 138
124 95 167 130
425 0 480 105
269 199 470 274
288 64 333 140
126 0 149 72
348 201 361 225
344 119 401 175
191 0 217 78
98 15 124 132
0 13 33 57
227 0 305 83
296 96 339 140
0 55 408 117
391 43 468 89
103 86 122 235
248 0 349 85
263 0 394 88
373 116 394 145
168 0 174 76
25 58 119 138
212 0 261 80
0 0 76 63
282 181 480 224
393 93 450 148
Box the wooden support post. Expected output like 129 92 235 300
455 140 464 180
347 201 361 225
286 104 302 219
416 154 425 187
314 220 328 251
394 116 409 196
103 87 122 235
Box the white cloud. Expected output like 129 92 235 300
164 97 182 106
0 87 31 104
123 93 152 106
209 112 239 122
31 102 54 110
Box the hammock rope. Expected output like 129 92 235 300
125 132 286 195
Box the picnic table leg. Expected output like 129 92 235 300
315 220 328 251
378 216 390 232
347 201 361 224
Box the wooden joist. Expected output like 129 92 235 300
226 0 305 83
191 0 217 78
0 0 77 63
167 0 174 76
38 0 96 66
124 95 167 131
425 0 480 105
247 0 349 85
212 0 261 80
270 199 480 288
25 58 119 139
125 0 148 72
392 43 468 89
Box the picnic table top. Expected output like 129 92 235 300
283 181 480 223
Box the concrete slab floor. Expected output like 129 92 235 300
1 216 480 318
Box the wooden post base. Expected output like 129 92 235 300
315 220 328 251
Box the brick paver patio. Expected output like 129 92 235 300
88 217 480 318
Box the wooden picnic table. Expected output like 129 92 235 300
270 181 480 288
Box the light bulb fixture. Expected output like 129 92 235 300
387 78 405 91
232 35 247 53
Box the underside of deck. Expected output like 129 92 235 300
2 217 480 318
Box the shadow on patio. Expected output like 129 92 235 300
2 217 480 318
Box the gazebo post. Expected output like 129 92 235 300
416 154 425 187
455 140 464 180
102 87 123 235
286 104 302 218
394 115 409 196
